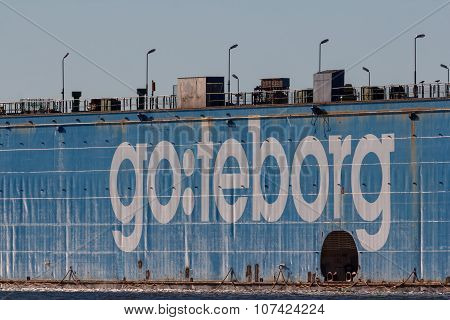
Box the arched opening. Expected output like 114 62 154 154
320 231 358 281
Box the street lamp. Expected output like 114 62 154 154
61 52 69 101
232 74 239 93
232 74 239 105
440 64 449 83
414 34 425 85
435 80 441 98
417 80 425 99
442 64 450 97
362 67 371 87
228 44 238 104
419 80 425 98
146 49 156 97
319 39 329 72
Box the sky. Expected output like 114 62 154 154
0 0 449 100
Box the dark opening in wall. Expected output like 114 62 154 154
320 231 358 281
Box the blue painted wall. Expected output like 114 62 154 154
0 99 448 282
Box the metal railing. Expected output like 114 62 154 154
0 95 177 115
0 82 449 116
227 82 450 106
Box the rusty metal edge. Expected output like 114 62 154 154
2 97 450 120
0 279 447 288
2 106 450 130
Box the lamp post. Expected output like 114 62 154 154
61 53 69 101
228 44 238 104
433 80 441 98
441 64 449 97
435 80 441 98
362 67 371 87
146 49 156 97
414 34 425 85
419 80 425 98
440 64 449 83
319 39 329 72
232 74 239 105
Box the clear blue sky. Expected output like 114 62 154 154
0 0 449 100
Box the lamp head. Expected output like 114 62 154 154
63 53 69 59
232 74 238 80
147 49 156 55
362 67 370 73
415 34 425 39
229 44 238 50
440 64 449 70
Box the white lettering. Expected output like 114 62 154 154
110 119 396 253
197 122 214 222
329 135 352 220
291 136 329 222
147 141 181 224
352 134 394 251
213 139 249 223
249 119 289 222
110 143 146 252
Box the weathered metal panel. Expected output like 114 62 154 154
177 77 207 108
313 70 345 103
0 99 448 283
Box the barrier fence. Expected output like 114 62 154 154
0 82 449 115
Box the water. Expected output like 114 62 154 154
0 288 447 300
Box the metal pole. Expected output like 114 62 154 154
234 75 240 105
232 74 239 105
237 77 240 96
62 53 69 101
146 49 156 104
237 77 240 105
319 44 321 72
440 64 449 96
362 67 370 88
227 44 238 105
62 60 64 101
414 34 425 86
414 38 417 85
146 54 149 97
319 39 329 72
228 49 231 104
